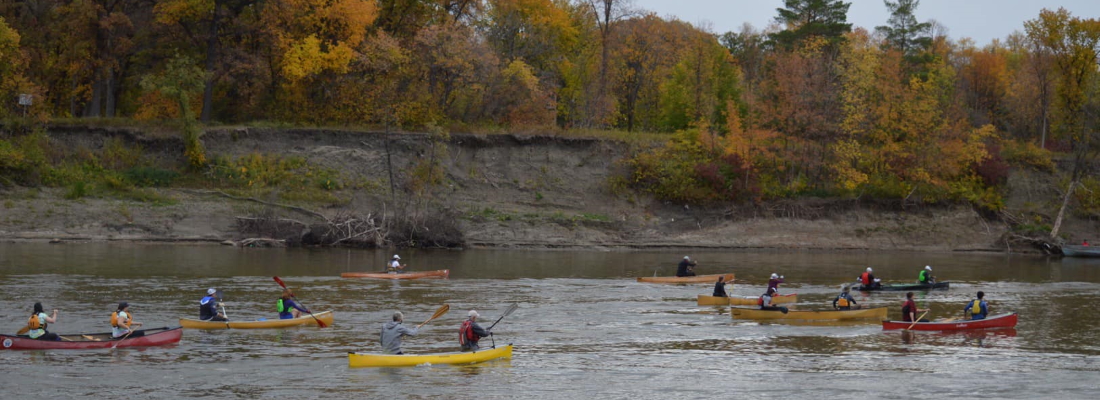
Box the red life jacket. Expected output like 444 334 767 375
459 320 478 345
861 272 872 285
757 296 764 306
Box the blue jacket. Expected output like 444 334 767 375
200 295 219 320
964 299 988 320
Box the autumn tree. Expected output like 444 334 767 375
260 0 378 122
582 0 634 127
1025 8 1100 239
140 54 208 168
154 0 262 122
0 15 33 118
482 0 578 75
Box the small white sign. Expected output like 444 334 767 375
18 94 32 106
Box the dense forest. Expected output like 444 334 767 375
1 0 1098 239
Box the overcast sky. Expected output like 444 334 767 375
631 0 1099 46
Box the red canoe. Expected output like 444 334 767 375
882 312 1018 331
340 270 450 279
1 327 183 350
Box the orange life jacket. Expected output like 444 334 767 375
111 311 132 328
28 314 43 330
837 297 850 307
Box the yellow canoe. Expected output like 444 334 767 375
731 307 887 321
697 293 798 306
179 311 334 329
348 344 513 368
637 273 734 284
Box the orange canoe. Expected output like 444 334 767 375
637 273 734 284
340 270 450 279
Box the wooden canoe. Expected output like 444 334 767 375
179 311 333 329
697 293 797 306
637 273 734 284
731 307 887 321
340 270 450 279
882 312 1018 331
0 327 182 350
1061 245 1100 257
850 281 951 291
348 344 513 368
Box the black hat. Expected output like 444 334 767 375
118 302 130 310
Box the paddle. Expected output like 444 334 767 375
216 290 231 329
16 325 29 335
416 304 450 329
486 303 519 331
906 310 930 331
273 276 328 328
111 329 135 349
486 303 519 348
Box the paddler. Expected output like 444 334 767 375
963 291 988 320
901 292 928 322
676 256 697 277
277 289 311 319
858 267 881 290
767 273 784 294
758 287 788 313
380 311 418 354
24 302 60 341
459 310 491 351
712 276 729 297
918 265 935 284
387 254 407 274
111 302 144 339
200 288 227 321
833 287 858 310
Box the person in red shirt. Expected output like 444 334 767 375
901 292 928 322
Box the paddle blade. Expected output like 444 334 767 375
16 325 30 335
273 276 287 289
417 304 450 328
431 304 450 320
501 303 519 318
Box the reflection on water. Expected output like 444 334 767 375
0 243 1099 398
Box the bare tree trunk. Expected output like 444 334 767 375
385 121 396 203
105 67 116 117
1050 180 1076 240
201 4 220 123
85 77 103 117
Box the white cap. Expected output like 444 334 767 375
770 273 778 279
393 254 400 259
925 265 932 271
866 267 873 272
207 288 216 295
468 310 479 318
684 256 690 260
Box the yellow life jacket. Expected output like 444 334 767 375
111 311 132 328
837 297 850 307
28 314 42 330
969 300 982 315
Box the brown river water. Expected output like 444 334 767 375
1 243 1098 399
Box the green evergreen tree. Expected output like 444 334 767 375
875 0 932 56
768 0 852 50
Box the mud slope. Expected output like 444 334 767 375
0 126 1026 251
